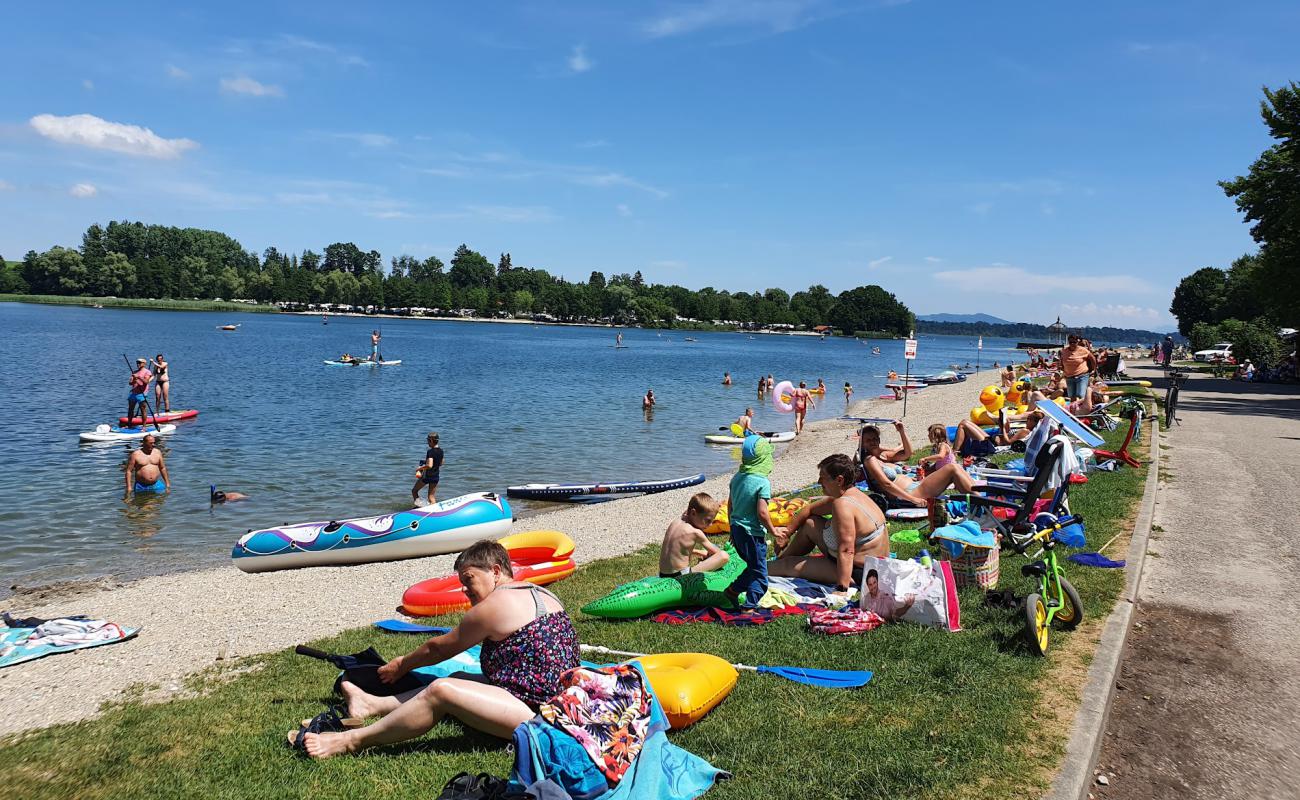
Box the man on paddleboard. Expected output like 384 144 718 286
127 357 153 423
370 330 382 362
124 434 169 500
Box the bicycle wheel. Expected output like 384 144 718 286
1164 384 1177 428
1024 593 1049 656
1055 576 1083 631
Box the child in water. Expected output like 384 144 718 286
658 493 729 578
725 434 779 609
843 381 854 403
917 424 955 473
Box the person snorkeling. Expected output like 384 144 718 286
211 485 249 503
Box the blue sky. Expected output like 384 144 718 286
3 2 1297 329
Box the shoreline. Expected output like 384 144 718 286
0 370 997 736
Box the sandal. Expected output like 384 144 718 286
286 705 361 751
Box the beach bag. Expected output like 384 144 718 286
857 556 961 632
946 544 1000 590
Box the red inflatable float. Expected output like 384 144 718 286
401 530 577 617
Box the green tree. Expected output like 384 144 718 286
828 285 912 336
1169 267 1228 336
322 270 361 305
215 266 244 299
510 289 534 314
91 252 136 296
497 252 513 275
449 245 494 289
587 271 606 291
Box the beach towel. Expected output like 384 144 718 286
540 665 653 784
1069 553 1126 568
650 605 809 626
764 576 857 606
929 520 997 559
808 608 885 635
890 528 924 544
0 618 140 669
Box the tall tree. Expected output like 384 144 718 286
449 244 494 289
1169 267 1228 336
497 252 513 275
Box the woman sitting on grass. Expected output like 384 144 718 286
297 540 578 759
856 422 977 508
770 454 888 596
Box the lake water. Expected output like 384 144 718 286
0 303 1021 591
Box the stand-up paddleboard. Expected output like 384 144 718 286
231 491 512 573
920 371 967 384
79 423 177 442
884 383 926 391
323 359 402 366
118 409 199 425
1036 400 1104 447
704 431 795 444
507 473 705 502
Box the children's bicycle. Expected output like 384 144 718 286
1008 514 1084 656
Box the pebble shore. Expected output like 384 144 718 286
0 369 998 736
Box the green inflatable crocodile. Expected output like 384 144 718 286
580 543 747 619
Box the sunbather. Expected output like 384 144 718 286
857 423 978 508
952 410 1043 456
295 540 579 759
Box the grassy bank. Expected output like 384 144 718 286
0 294 279 314
0 411 1152 800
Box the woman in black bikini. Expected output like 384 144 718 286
152 353 170 413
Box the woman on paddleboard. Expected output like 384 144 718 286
152 353 170 413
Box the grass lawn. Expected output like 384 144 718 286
0 401 1153 800
0 294 280 313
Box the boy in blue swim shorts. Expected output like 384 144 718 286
725 434 779 609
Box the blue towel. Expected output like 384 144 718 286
930 520 996 559
1068 553 1125 568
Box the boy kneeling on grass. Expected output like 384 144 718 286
658 492 729 578
725 434 779 609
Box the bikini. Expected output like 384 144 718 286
819 494 887 585
478 584 579 708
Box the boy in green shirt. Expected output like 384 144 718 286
726 434 779 608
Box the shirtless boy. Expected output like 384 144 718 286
658 493 728 578
124 434 169 499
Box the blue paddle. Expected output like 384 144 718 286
374 621 873 688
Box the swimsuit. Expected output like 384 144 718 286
659 566 692 579
134 478 165 493
479 585 579 708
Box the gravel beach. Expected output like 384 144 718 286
0 369 998 736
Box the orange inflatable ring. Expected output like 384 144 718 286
636 652 738 729
401 530 577 617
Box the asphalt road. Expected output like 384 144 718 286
1095 366 1300 800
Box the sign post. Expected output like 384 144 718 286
903 336 918 417
977 335 983 375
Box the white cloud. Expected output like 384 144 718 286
29 113 199 159
650 259 686 270
924 256 942 263
933 266 1152 297
365 209 414 220
331 132 395 148
616 203 632 217
645 0 824 38
462 204 556 223
69 183 97 198
577 138 610 149
1059 302 1163 322
82 79 94 91
166 64 191 80
220 75 284 97
968 201 993 215
0 179 14 191
868 256 892 268
567 45 594 73
571 171 668 198
273 34 369 67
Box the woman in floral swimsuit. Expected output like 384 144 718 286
299 540 579 759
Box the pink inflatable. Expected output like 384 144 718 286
772 380 795 413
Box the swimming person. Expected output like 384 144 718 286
370 330 382 362
659 493 729 578
616 331 623 346
725 434 778 609
844 381 854 404
722 372 732 385
152 353 171 413
124 434 168 500
642 389 656 410
297 539 579 759
769 454 889 596
126 357 153 423
411 432 444 506
816 378 827 394
210 485 249 503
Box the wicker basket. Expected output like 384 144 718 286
945 544 1000 589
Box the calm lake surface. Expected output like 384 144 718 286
0 303 1022 591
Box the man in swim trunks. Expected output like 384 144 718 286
124 434 168 500
658 492 729 578
735 407 755 436
126 357 153 423
370 330 382 362
642 389 655 410
793 381 815 434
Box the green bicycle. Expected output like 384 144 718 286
1008 514 1084 656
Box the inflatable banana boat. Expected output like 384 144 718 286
232 491 512 573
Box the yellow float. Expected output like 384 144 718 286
704 496 808 534
969 384 1005 425
637 652 738 729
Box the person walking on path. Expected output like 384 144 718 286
126 357 153 424
411 432 444 507
124 434 168 499
1060 334 1095 400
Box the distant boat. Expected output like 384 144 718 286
92 304 104 309
684 337 697 342
219 324 240 331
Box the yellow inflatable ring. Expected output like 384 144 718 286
637 652 738 729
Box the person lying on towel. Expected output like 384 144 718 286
295 539 579 759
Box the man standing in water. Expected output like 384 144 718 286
370 330 382 362
124 434 169 499
126 357 153 425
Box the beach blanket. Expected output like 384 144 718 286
650 605 810 626
808 608 885 635
540 665 654 784
764 576 857 607
0 618 140 669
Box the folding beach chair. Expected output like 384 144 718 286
955 439 1073 550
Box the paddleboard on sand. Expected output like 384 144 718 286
119 409 199 425
507 473 705 501
79 423 177 442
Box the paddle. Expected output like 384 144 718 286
122 354 161 432
580 645 872 689
369 621 871 688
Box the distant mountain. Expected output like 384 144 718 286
917 312 1014 325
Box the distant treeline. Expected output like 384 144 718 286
914 319 1172 345
1 220 913 335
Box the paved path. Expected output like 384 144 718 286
1095 367 1300 800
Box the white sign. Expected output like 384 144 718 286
904 339 918 360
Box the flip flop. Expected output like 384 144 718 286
286 705 360 751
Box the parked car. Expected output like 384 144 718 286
1193 342 1233 362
